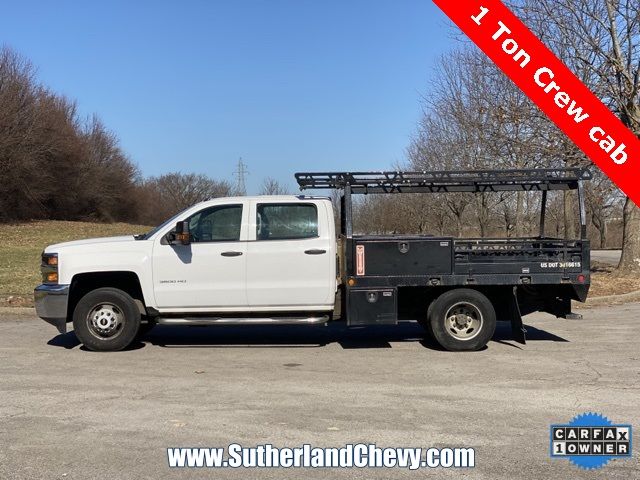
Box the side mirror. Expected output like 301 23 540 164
169 221 191 245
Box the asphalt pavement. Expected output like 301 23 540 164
0 305 638 479
591 249 622 266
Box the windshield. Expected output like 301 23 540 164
137 209 188 240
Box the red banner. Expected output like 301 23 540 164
432 0 640 205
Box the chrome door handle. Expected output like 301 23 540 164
305 249 327 255
221 251 243 257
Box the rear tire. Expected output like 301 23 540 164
72 287 140 351
419 300 436 338
428 289 496 351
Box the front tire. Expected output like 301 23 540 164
429 289 496 351
72 287 141 351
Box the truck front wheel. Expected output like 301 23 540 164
72 287 141 351
429 289 496 351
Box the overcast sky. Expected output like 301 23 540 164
2 0 452 193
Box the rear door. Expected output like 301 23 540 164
246 200 335 308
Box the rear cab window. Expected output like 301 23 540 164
256 203 318 240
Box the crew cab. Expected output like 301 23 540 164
35 168 592 352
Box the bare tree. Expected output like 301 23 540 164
0 46 142 224
260 177 289 195
0 47 44 220
515 0 640 270
408 49 546 238
141 173 231 223
584 171 622 248
406 1 636 251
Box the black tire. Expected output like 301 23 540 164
428 289 496 351
418 300 436 338
72 287 141 351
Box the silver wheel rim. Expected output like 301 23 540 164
445 302 483 341
87 303 124 339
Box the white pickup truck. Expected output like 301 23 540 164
35 196 338 351
35 169 591 352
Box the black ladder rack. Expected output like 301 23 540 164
295 167 591 239
295 168 592 193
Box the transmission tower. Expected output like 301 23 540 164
233 157 248 196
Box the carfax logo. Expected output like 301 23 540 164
550 413 632 470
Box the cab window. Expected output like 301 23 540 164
256 203 318 240
187 205 242 242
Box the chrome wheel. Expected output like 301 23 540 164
445 302 483 341
87 303 124 339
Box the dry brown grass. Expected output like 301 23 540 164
0 221 150 306
589 261 640 298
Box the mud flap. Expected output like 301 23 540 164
509 287 526 345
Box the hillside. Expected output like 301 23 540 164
0 221 151 306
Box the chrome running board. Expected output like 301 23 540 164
155 315 329 326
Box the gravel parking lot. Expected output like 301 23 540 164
1 305 638 479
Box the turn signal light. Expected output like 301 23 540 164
46 256 58 266
46 272 58 283
347 278 356 287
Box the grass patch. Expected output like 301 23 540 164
0 221 150 306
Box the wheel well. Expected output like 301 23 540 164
68 271 146 319
397 286 515 321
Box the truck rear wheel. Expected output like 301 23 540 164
72 287 141 351
428 289 496 351
418 300 436 339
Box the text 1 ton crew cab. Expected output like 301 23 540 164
35 168 591 352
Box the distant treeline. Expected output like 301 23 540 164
359 0 639 265
0 47 232 226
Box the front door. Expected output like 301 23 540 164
152 203 248 309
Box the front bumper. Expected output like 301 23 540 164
34 284 70 334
